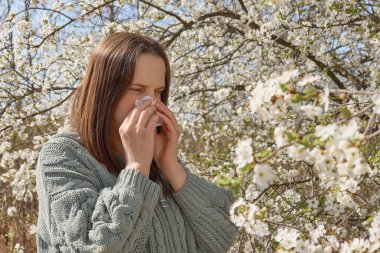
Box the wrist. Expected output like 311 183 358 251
126 162 149 177
162 162 187 193
161 159 180 171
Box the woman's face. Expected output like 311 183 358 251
110 53 166 150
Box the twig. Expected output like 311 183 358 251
255 141 295 163
336 103 375 124
329 89 380 95
237 229 245 253
334 204 366 229
349 192 376 211
364 111 377 136
360 129 380 145
253 178 312 202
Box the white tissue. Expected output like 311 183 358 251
134 95 163 127
135 95 156 107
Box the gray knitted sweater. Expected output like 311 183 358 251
36 124 239 252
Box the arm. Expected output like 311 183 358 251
36 142 160 253
171 157 239 253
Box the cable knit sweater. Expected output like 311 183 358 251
36 124 239 252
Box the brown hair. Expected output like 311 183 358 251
67 31 173 197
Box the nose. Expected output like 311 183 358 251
143 89 162 102
146 89 155 99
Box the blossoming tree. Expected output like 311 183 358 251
0 0 379 252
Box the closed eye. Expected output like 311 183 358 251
131 89 164 94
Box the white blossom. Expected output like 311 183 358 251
229 197 247 227
275 228 299 249
315 124 337 141
1 2 379 251
29 224 37 235
233 137 253 169
7 206 17 217
295 239 312 253
252 164 277 190
274 126 290 147
300 104 323 118
296 74 320 87
310 224 326 242
307 198 319 209
215 87 230 102
371 94 380 114
14 243 24 253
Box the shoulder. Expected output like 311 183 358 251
37 124 97 178
38 125 84 163
36 130 105 192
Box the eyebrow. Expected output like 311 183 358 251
132 83 165 89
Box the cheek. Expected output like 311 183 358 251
114 100 135 127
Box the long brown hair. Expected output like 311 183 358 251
67 31 173 197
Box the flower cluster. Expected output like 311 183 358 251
230 69 379 252
0 0 378 252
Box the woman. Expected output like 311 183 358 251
36 31 238 252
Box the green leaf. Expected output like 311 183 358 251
231 178 241 195
346 4 361 16
339 106 352 119
231 178 241 187
254 212 264 220
280 82 288 92
319 112 333 125
366 214 376 223
216 176 231 187
284 131 300 142
283 49 295 59
299 136 313 148
361 120 368 129
319 195 326 205
313 137 325 146
329 2 344 12
302 87 318 100
291 93 302 103
256 149 271 158
239 163 253 174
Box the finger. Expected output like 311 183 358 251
146 114 160 131
155 102 179 131
155 101 177 124
156 111 178 135
137 106 157 129
129 99 155 126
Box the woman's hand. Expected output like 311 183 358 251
153 100 180 172
119 99 159 177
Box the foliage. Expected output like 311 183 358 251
0 0 379 252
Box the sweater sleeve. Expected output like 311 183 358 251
36 141 161 253
171 157 239 253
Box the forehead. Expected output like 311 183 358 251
132 54 166 87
